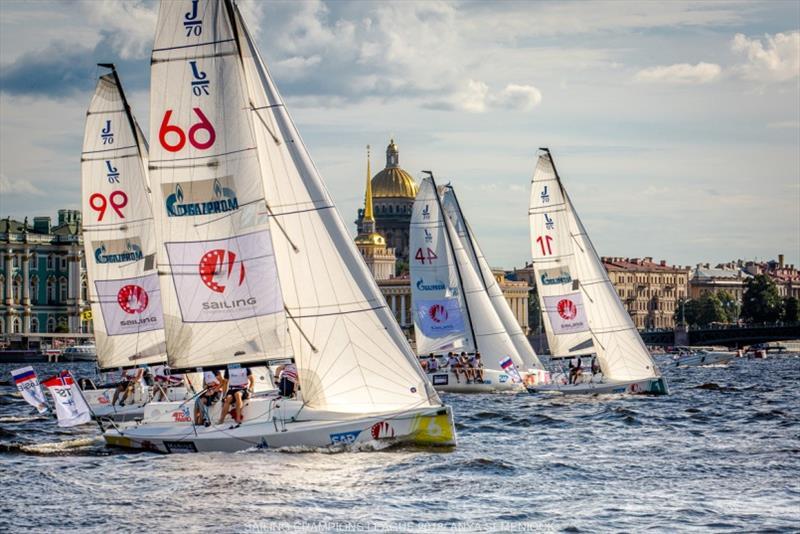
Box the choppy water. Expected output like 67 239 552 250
1 355 798 533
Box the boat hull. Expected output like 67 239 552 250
673 351 736 367
527 376 669 396
427 369 524 393
103 400 456 453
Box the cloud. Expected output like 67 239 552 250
731 31 800 82
0 43 98 97
0 173 44 196
80 0 157 60
634 62 722 84
490 84 543 111
424 81 543 113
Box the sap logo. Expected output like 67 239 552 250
165 178 238 218
498 374 509 383
330 430 361 445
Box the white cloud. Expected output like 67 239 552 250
731 31 800 82
79 0 157 60
426 80 543 113
0 173 44 196
490 84 543 111
634 62 722 84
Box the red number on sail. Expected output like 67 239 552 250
415 247 438 264
158 108 216 152
89 191 128 221
536 235 553 256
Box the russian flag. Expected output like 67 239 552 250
12 368 36 385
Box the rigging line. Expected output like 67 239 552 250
250 101 281 144
82 144 138 155
81 152 140 162
286 303 388 320
82 217 152 230
152 50 237 65
86 108 126 116
284 305 318 353
251 103 285 111
264 203 299 252
149 146 255 166
151 38 236 54
268 204 335 218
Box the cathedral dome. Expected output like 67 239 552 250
371 139 418 199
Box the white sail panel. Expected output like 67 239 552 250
528 154 594 358
81 72 167 369
410 178 471 354
148 0 289 369
232 3 439 412
565 193 659 381
441 188 544 370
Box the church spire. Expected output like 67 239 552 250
364 144 374 222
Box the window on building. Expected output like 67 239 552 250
81 277 88 302
12 276 21 303
0 275 4 300
59 277 68 303
30 317 39 333
0 319 4 335
12 255 19 268
47 277 57 303
47 255 54 270
11 317 21 333
30 276 39 305
60 257 67 271
47 316 56 333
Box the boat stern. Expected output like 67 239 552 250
407 406 457 447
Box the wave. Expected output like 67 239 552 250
693 383 739 392
2 437 104 456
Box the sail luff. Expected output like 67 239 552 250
81 68 167 370
231 1 440 411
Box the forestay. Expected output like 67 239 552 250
81 70 167 370
441 187 544 370
528 153 595 359
148 0 289 370
410 178 471 355
231 1 439 412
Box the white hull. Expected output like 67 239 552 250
673 351 736 367
83 386 190 423
103 397 456 453
427 369 524 393
528 376 669 395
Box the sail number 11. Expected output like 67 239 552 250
535 235 554 256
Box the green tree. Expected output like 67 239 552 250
54 323 70 334
741 274 782 323
783 296 799 323
697 292 727 325
716 290 740 323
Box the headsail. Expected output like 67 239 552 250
148 0 290 371
410 177 472 355
441 186 544 370
81 67 167 370
231 1 439 412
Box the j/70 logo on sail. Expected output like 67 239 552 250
117 285 149 314
199 250 245 293
183 0 202 36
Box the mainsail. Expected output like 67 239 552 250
148 0 289 371
81 68 167 370
226 0 439 412
529 150 660 381
441 187 544 370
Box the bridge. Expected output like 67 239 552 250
639 323 800 348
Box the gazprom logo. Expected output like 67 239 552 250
93 238 143 264
416 278 456 293
164 177 238 217
540 268 572 286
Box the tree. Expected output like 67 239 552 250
784 296 799 323
674 293 731 327
54 323 70 334
716 290 740 323
741 274 782 323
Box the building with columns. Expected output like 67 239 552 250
0 210 88 337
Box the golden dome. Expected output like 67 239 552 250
371 139 418 198
354 232 386 247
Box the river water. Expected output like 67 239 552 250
1 355 798 533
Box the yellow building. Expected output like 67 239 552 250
354 146 396 281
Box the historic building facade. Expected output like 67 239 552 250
354 146 397 281
0 210 88 336
689 264 751 301
601 257 690 330
355 140 417 264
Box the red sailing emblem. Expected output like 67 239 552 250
117 285 149 314
199 249 245 293
428 303 449 323
557 298 578 320
370 421 396 439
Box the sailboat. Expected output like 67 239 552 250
80 66 190 421
410 174 530 392
103 0 455 452
526 149 668 395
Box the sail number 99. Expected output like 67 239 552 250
159 108 216 152
89 191 128 221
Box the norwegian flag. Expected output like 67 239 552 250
42 372 92 427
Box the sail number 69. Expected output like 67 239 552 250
159 108 216 152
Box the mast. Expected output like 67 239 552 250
445 184 489 291
424 171 478 354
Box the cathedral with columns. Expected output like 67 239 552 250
354 140 531 340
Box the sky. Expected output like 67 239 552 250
1 0 798 270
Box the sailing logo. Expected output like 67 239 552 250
543 293 588 334
422 204 431 220
165 230 282 323
199 250 245 293
163 177 239 217
370 421 396 439
544 213 555 230
189 60 209 96
96 274 164 335
93 237 143 264
540 268 572 286
428 304 449 323
540 185 550 203
100 120 113 144
117 285 149 314
415 299 465 338
183 0 202 36
105 160 120 183
424 228 433 243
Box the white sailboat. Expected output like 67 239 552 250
440 185 548 382
80 66 190 421
410 174 527 392
103 0 455 452
527 149 668 395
